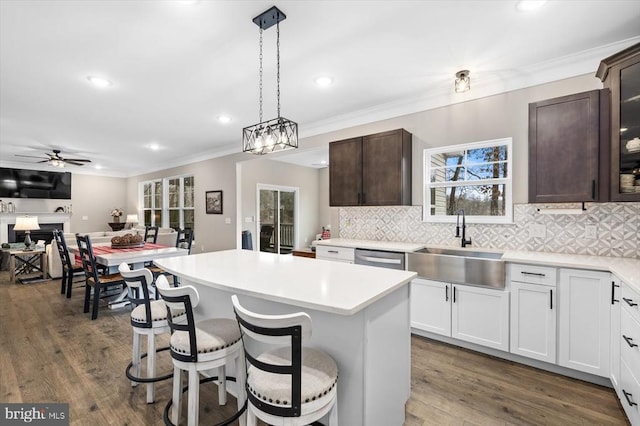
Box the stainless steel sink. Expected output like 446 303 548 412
407 247 505 289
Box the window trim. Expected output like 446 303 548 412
423 137 513 224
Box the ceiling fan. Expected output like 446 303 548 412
15 149 92 167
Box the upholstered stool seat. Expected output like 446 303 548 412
156 276 246 426
248 347 338 408
119 263 178 404
232 294 339 426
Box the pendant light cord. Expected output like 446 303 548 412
276 19 281 118
259 27 263 123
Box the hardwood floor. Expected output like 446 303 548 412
0 273 628 425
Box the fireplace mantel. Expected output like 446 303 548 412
1 212 71 243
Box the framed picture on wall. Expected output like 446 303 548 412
206 190 223 214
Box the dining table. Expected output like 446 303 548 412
71 242 189 308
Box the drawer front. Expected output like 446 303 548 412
316 246 355 262
623 284 640 325
621 308 640 379
509 263 557 286
620 358 640 426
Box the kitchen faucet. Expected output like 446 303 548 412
455 209 472 248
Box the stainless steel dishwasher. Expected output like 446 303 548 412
354 248 406 270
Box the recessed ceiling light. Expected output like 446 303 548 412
516 0 547 12
217 115 232 124
148 143 160 151
94 164 103 170
86 75 113 88
314 76 334 88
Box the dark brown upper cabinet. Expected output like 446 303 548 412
528 89 609 203
329 129 412 206
597 42 640 202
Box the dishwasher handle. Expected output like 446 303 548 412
355 254 402 265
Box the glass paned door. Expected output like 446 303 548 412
258 186 296 254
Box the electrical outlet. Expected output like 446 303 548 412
585 225 597 239
225 217 231 224
529 223 546 239
82 215 88 221
245 217 252 223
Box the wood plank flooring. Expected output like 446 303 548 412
0 273 628 425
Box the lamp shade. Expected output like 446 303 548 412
126 214 139 224
14 216 40 231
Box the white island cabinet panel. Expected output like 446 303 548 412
154 249 416 426
558 268 611 377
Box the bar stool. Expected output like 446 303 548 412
156 275 246 426
231 295 339 426
118 263 182 403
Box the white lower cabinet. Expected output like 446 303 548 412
558 268 611 378
411 278 509 351
611 276 622 396
451 284 510 351
315 245 354 263
617 281 640 425
410 279 451 336
510 281 556 363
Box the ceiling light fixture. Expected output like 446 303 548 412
86 75 112 88
148 143 160 151
516 0 547 12
314 76 334 87
454 70 470 93
217 114 232 124
242 6 298 155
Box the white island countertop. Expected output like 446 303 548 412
503 250 640 293
154 249 417 316
314 238 425 252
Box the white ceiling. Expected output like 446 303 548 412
1 0 639 176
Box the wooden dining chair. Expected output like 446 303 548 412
144 226 159 244
150 228 194 286
53 229 84 298
76 234 126 320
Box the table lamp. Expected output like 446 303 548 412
126 214 139 230
14 216 40 250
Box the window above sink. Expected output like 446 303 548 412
423 137 513 224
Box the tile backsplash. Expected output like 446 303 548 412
338 203 640 259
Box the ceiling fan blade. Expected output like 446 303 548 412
38 160 50 163
15 154 47 159
64 160 86 166
63 158 91 162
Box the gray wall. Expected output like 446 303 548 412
238 158 322 250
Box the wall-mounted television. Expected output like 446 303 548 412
0 167 72 199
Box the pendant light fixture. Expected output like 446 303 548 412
454 70 470 93
242 6 298 155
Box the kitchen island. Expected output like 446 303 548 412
154 249 417 426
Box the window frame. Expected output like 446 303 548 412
139 174 195 231
423 137 513 224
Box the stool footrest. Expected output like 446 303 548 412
162 376 246 426
125 346 173 384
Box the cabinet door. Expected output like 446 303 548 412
510 281 556 363
329 137 362 206
612 277 622 394
410 279 451 336
558 269 611 377
529 90 603 203
451 285 509 351
362 129 412 206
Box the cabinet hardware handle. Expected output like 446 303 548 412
591 179 596 200
445 285 449 302
623 390 638 407
623 298 638 307
521 271 545 277
328 250 339 254
453 286 457 303
612 281 620 305
550 289 553 310
623 335 638 348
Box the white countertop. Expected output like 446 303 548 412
503 250 640 293
154 249 417 316
314 238 425 253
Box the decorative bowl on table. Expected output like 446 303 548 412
111 233 145 248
